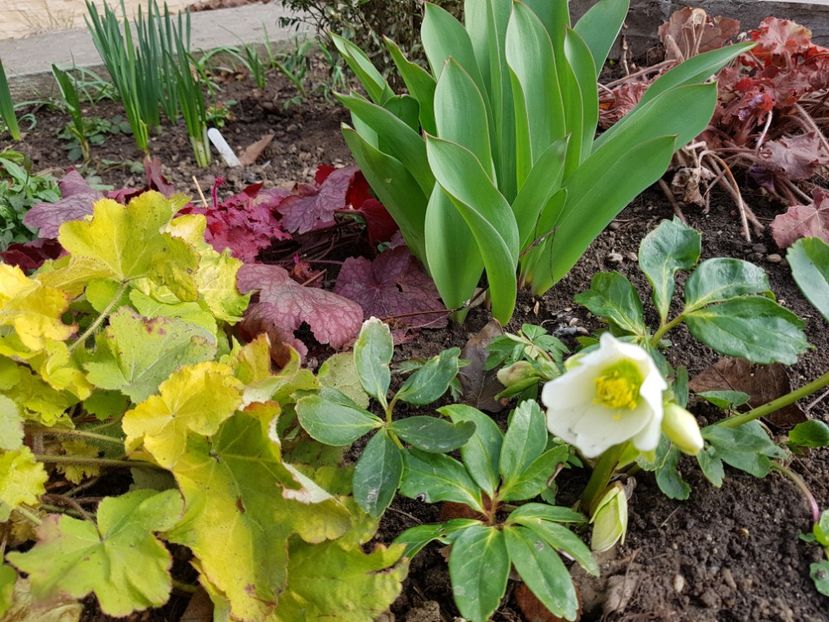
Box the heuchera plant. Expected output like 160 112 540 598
334 0 750 322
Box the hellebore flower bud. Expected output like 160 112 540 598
662 403 704 456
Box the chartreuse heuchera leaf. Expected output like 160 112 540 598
336 0 748 322
7 490 184 617
0 447 48 521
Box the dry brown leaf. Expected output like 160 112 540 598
658 8 740 61
458 320 506 413
180 588 213 622
689 357 806 426
238 133 275 167
515 582 581 622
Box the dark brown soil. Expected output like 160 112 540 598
9 63 829 622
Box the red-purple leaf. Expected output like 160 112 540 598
0 239 63 272
771 189 829 248
23 171 102 238
334 247 447 330
760 132 828 181
237 263 363 360
278 165 360 234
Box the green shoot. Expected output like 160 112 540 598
0 59 21 141
52 65 90 162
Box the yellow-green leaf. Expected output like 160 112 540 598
0 447 48 521
0 395 22 450
122 361 243 468
7 489 183 617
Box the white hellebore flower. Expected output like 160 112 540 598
541 333 667 458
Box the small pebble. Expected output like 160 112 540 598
625 251 638 262
752 243 768 253
673 574 686 593
699 589 721 608
766 253 782 263
607 251 624 264
608 221 621 231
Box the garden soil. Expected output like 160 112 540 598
9 67 829 622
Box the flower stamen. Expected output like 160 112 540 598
595 362 642 411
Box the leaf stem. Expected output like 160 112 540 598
35 454 164 470
718 370 829 429
14 506 43 526
650 314 685 348
582 444 625 514
69 281 129 351
772 463 820 523
26 426 124 446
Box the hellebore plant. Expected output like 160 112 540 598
334 0 751 322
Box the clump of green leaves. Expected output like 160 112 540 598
0 193 407 620
57 115 131 162
395 400 594 622
487 323 567 398
804 510 829 597
297 318 473 516
0 151 59 251
335 0 751 322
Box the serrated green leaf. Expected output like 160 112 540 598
0 447 48 521
504 525 579 621
638 218 701 321
390 416 475 453
506 502 587 525
84 308 217 403
448 525 510 622
685 296 807 365
499 400 547 488
0 395 22 450
353 318 393 407
442 404 503 497
697 390 751 410
574 271 647 336
296 394 383 447
788 237 829 323
8 489 183 617
395 347 462 405
166 413 351 621
509 511 596 576
122 361 243 468
702 421 785 478
789 420 829 449
318 352 370 409
400 449 484 512
353 429 403 518
684 258 771 309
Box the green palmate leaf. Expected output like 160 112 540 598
353 429 403 518
789 420 829 449
317 352 370 409
788 237 829 323
8 490 183 617
697 390 750 410
353 318 393 408
395 347 462 405
59 192 198 297
166 413 351 621
508 513 596 576
272 538 407 622
448 525 510 622
500 445 569 502
0 395 23 450
390 416 475 453
499 400 548 489
425 136 519 323
684 258 771 309
442 404 503 496
394 518 481 558
122 361 243 468
0 564 14 618
129 288 217 338
685 296 808 365
2 363 77 426
296 394 382 447
0 447 48 521
400 449 484 512
573 0 629 80
639 218 701 321
701 421 786 479
574 272 647 337
504 526 579 621
84 308 217 403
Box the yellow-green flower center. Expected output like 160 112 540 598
594 360 643 411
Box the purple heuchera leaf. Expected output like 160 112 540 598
24 171 102 238
334 247 447 330
237 263 363 362
277 165 360 234
0 239 63 272
771 189 829 248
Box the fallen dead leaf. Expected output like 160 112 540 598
238 133 275 167
458 320 506 413
515 582 581 622
180 588 213 622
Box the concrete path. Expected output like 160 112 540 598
0 3 309 80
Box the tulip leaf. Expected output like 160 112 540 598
353 318 393 408
499 400 547 488
448 525 510 622
390 416 475 454
422 3 484 89
442 404 503 496
296 394 383 447
573 0 628 79
565 27 599 162
395 347 463 406
789 420 829 449
385 37 437 134
684 258 771 310
639 218 702 322
574 271 647 337
788 237 829 323
353 429 403 518
504 525 579 621
685 296 807 365
8 490 183 617
331 33 392 105
500 445 569 502
400 449 484 513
